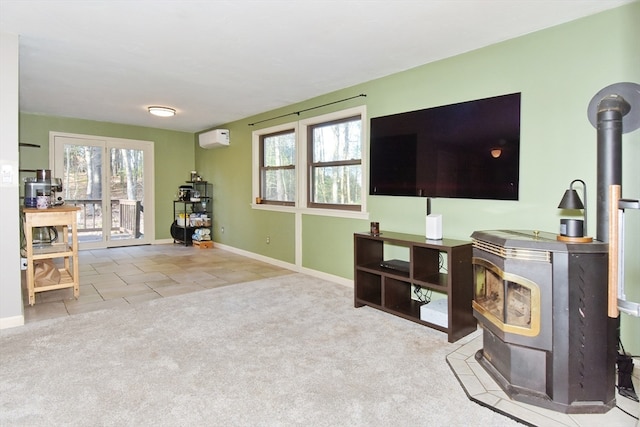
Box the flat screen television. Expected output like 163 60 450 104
369 93 521 200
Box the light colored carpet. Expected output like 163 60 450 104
0 273 521 426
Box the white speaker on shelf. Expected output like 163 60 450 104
426 213 443 240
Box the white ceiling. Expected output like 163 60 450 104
1 0 635 133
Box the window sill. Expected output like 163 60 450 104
251 203 369 220
251 203 296 213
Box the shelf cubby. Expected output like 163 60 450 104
355 270 382 307
354 231 476 343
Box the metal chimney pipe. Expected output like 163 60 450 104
588 83 640 321
595 98 628 242
588 82 640 243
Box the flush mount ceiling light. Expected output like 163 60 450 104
148 106 176 117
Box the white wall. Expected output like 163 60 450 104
0 31 24 328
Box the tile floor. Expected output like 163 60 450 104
22 243 292 323
448 333 640 427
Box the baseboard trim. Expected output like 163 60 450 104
214 242 297 271
213 242 353 288
154 238 175 245
299 266 353 288
0 314 25 329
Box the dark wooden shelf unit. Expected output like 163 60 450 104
354 231 476 343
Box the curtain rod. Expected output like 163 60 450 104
248 93 366 126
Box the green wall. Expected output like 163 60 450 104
195 3 640 353
17 4 639 353
19 114 195 240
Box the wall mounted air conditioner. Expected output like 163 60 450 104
199 129 229 149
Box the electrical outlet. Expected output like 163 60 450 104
20 257 27 270
266 236 270 244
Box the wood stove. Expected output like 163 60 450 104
472 230 618 413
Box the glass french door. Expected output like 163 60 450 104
51 133 155 249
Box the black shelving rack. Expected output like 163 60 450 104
171 181 212 246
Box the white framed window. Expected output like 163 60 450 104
252 105 367 217
259 128 296 205
252 122 297 209
306 115 362 211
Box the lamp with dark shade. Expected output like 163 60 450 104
557 179 591 242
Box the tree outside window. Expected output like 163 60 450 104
260 130 295 204
252 106 366 215
308 116 362 210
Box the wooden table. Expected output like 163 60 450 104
22 206 80 305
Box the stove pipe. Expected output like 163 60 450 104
595 96 629 243
588 82 640 243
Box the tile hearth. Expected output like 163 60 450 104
447 333 640 427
